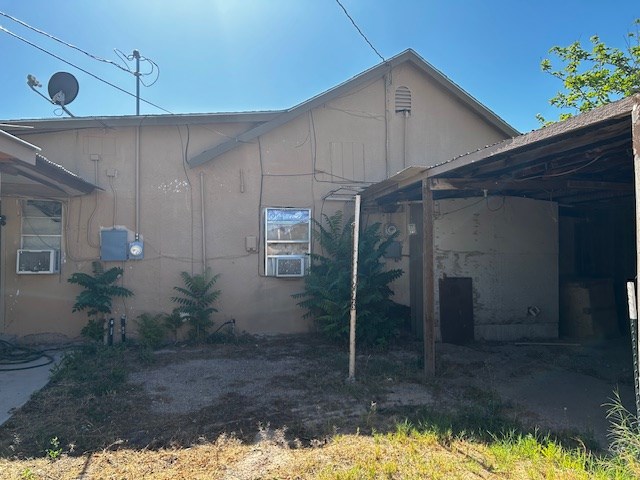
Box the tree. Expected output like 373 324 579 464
538 19 640 124
293 211 404 347
171 269 221 341
68 261 133 341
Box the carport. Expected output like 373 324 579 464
361 94 640 379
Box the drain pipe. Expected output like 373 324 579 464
200 172 207 273
135 125 141 240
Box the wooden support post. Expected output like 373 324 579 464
422 179 436 378
633 100 640 415
348 195 361 382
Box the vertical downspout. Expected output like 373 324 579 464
200 172 206 273
384 72 391 178
135 126 140 240
403 110 408 169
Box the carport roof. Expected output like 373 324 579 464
0 129 98 197
362 94 639 208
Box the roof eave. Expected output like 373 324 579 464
188 49 519 168
426 94 639 178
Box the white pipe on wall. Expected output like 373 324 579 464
200 172 206 273
135 126 140 237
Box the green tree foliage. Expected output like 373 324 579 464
135 313 167 349
538 18 640 124
294 211 404 347
171 269 221 341
68 261 133 341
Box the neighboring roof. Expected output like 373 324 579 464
0 129 98 196
362 94 639 207
188 49 520 167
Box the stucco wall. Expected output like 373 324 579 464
1 62 512 339
433 196 559 341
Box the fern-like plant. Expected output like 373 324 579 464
68 261 133 341
135 313 167 349
171 269 221 342
293 210 404 347
164 308 185 343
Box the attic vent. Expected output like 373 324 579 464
395 86 411 114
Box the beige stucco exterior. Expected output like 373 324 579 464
1 55 513 340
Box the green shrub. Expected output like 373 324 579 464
80 318 105 342
294 211 403 347
171 269 221 342
68 261 133 342
135 313 167 349
164 308 185 343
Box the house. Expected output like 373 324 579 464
0 49 518 341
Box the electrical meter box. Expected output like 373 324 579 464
101 229 128 261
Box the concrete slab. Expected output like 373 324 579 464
0 353 60 426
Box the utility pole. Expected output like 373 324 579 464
133 49 141 115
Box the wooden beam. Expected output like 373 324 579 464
422 179 436 379
633 99 640 417
430 177 633 193
566 180 633 191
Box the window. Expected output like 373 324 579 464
21 200 62 250
265 208 311 277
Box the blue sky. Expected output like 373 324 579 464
0 0 637 132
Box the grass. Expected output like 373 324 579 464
1 336 639 478
1 425 638 479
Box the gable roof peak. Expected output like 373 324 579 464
184 50 517 167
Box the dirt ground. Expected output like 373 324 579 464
129 335 635 449
0 333 636 458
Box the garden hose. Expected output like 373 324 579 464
0 340 54 371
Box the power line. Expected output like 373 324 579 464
0 11 160 86
334 0 385 62
0 11 132 74
0 25 173 115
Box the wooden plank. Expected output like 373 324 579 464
422 179 436 378
633 99 640 417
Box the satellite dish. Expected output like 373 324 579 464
47 72 79 106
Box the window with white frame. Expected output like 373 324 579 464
21 199 62 251
265 208 311 277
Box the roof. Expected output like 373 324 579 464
362 94 639 208
0 129 98 196
0 49 517 168
0 111 280 135
187 49 520 167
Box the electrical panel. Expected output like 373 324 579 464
100 229 128 261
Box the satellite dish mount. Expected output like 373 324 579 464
26 71 79 117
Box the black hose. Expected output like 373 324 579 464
0 339 55 371
211 319 236 335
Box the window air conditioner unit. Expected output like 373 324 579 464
275 256 305 277
16 249 59 274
